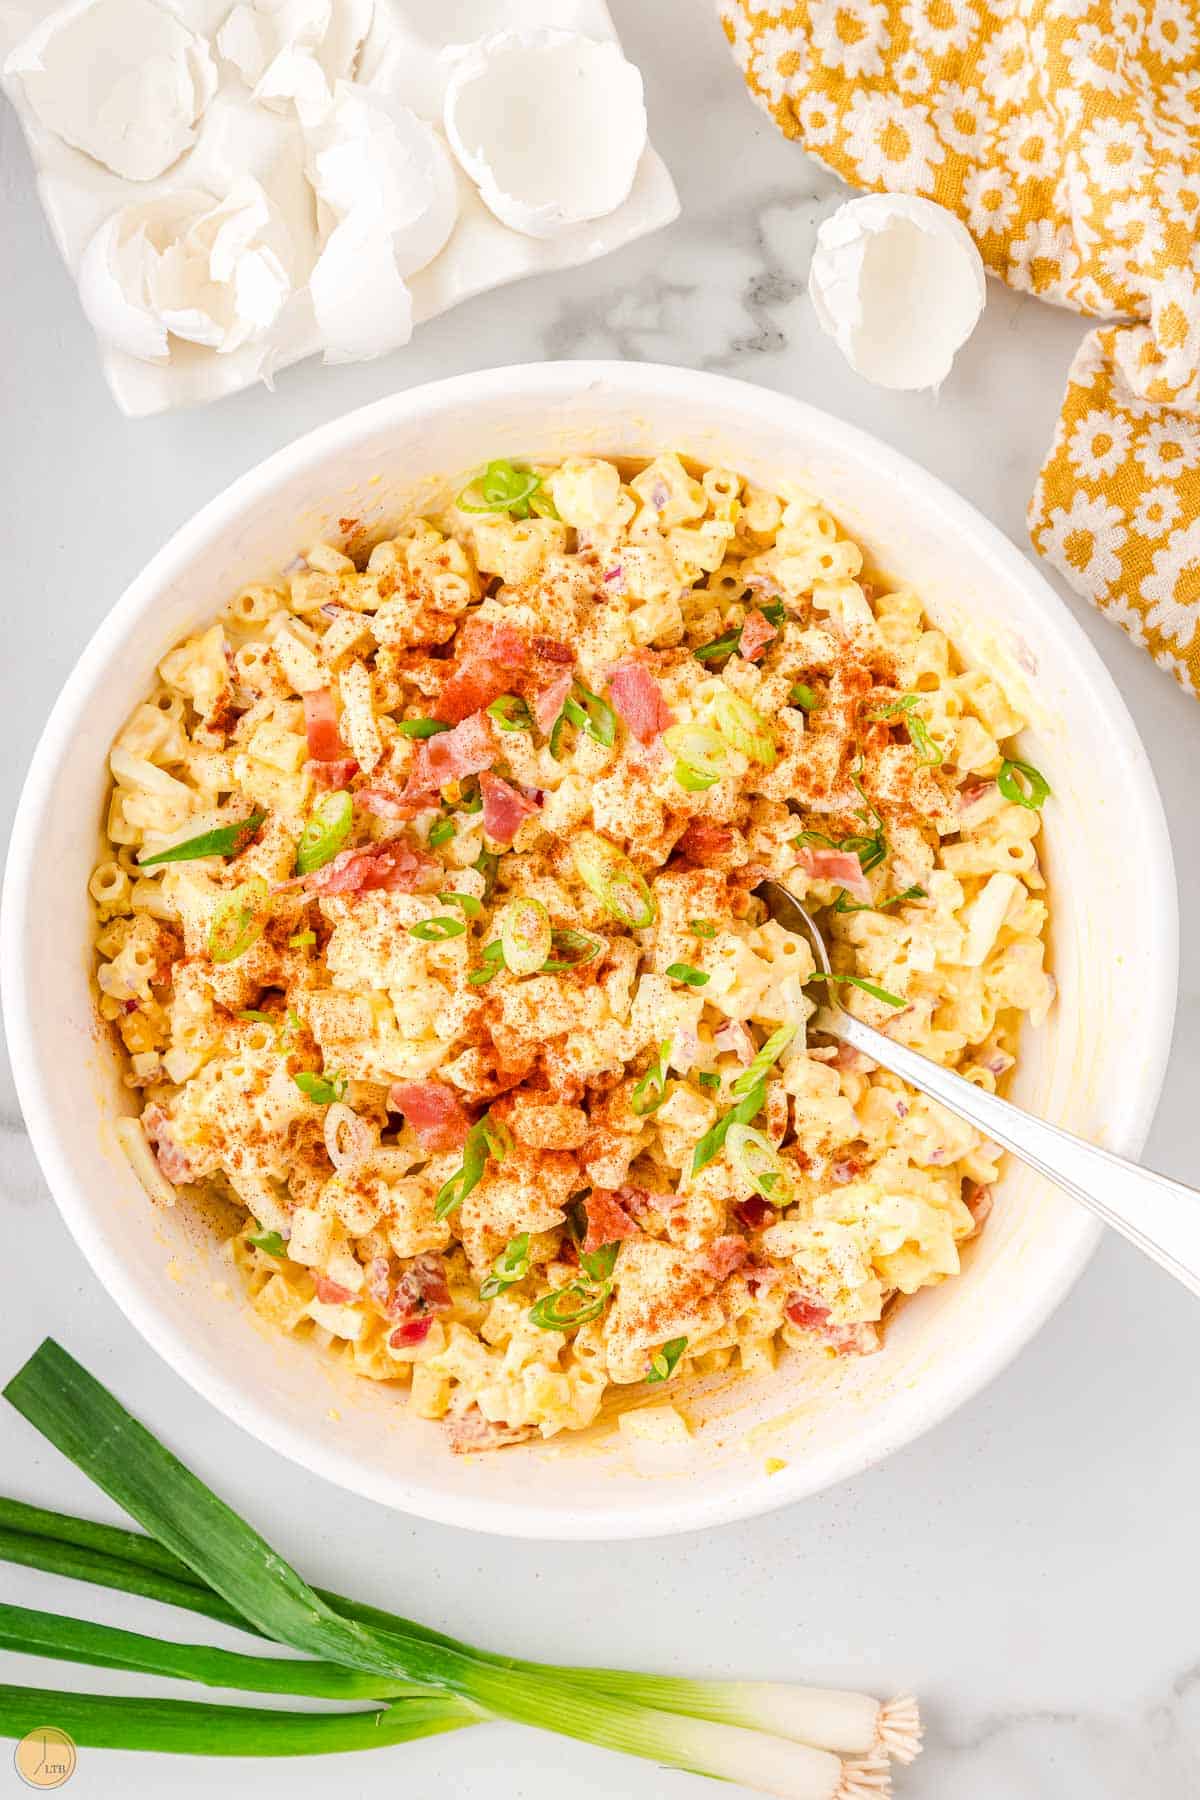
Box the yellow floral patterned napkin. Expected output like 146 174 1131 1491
720 0 1200 695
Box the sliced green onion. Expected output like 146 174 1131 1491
729 1024 795 1099
665 962 709 987
663 724 727 792
479 1233 531 1301
697 1071 720 1090
691 1078 766 1176
468 939 505 986
438 891 483 918
867 693 942 767
480 1116 513 1163
674 762 720 792
207 878 269 965
563 681 616 748
789 684 819 712
247 1228 287 1258
833 883 927 915
572 831 655 930
296 791 353 876
408 917 467 941
631 1041 671 1117
580 1240 620 1284
646 1337 687 1384
294 1070 347 1105
486 695 533 732
456 459 543 519
395 718 451 739
805 972 904 1006
548 713 569 760
528 1284 609 1331
428 818 456 849
460 784 484 815
238 1010 272 1023
726 1125 791 1206
496 896 551 977
998 757 1050 811
289 929 317 947
473 848 500 902
690 919 717 939
709 688 776 767
541 928 603 973
693 629 742 664
138 810 266 869
435 1114 501 1219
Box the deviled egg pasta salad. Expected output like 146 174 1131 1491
91 452 1053 1452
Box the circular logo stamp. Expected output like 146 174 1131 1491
13 1728 77 1790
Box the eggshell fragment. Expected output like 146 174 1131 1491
303 80 458 362
77 179 293 363
4 0 217 183
217 0 373 117
443 28 647 239
808 193 987 391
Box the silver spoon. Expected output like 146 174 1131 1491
758 879 1200 1296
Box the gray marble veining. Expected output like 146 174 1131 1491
1 2 1197 1795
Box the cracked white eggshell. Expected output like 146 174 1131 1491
808 193 987 391
217 0 372 116
443 28 647 239
309 210 414 363
305 81 458 277
4 0 217 182
77 180 293 364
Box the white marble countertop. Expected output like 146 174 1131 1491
1 5 1197 1796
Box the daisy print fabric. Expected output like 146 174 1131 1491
720 0 1200 697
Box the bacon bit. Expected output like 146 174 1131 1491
735 1196 774 1231
608 659 673 744
355 785 422 819
461 619 528 670
300 842 434 896
389 1252 451 1324
959 779 996 812
387 1080 471 1152
314 1274 355 1306
142 1104 193 1184
531 635 574 665
831 1159 857 1184
404 711 496 799
389 1316 432 1348
309 757 359 789
446 1409 536 1453
479 771 539 844
581 1189 640 1254
677 819 735 865
785 1294 831 1330
532 669 573 736
833 1043 875 1075
966 1183 993 1233
796 845 871 902
303 688 349 761
699 1235 749 1280
434 661 511 725
739 607 778 663
613 1183 661 1221
786 1295 881 1356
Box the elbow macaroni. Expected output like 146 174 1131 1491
92 453 1054 1453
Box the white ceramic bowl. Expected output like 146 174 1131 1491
2 363 1177 1539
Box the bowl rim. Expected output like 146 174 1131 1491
2 361 1179 1539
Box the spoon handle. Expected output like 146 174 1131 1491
825 1008 1200 1297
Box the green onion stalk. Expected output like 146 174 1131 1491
0 1342 920 1796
